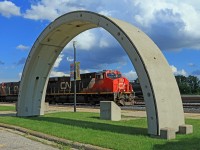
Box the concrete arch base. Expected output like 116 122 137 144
17 11 192 138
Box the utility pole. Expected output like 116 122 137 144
73 41 77 112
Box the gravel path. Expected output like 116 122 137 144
47 105 200 119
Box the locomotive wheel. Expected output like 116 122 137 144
117 99 125 106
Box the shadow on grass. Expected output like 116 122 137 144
154 137 200 150
0 112 16 117
24 116 148 136
89 116 99 119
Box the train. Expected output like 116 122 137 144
130 79 143 98
0 70 135 105
0 82 19 102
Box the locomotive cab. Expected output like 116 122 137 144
92 70 134 105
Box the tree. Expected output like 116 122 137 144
175 75 200 95
187 75 200 94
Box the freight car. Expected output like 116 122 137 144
0 70 135 105
46 70 135 105
130 79 200 104
130 79 143 98
0 82 19 102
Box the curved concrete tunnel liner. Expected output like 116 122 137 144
17 11 185 136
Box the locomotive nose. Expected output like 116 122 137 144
118 78 125 91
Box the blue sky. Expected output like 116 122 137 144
0 0 200 82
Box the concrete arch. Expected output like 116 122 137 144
17 11 185 136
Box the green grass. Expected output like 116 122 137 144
0 105 15 111
0 111 199 150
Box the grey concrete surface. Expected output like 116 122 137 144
0 127 59 150
160 128 176 140
100 101 121 121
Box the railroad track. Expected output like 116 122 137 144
134 95 200 104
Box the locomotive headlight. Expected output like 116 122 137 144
124 90 125 92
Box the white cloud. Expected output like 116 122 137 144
80 69 90 74
50 68 89 77
73 30 97 50
16 44 29 51
98 10 113 16
50 53 70 77
63 29 100 51
132 0 200 33
66 56 73 62
23 0 85 21
24 3 59 21
123 70 138 81
50 69 90 77
177 3 200 38
0 1 21 17
53 54 64 68
18 72 22 79
170 65 187 76
50 70 69 77
131 0 200 49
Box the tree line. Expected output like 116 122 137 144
175 75 200 95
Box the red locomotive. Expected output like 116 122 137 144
46 70 135 105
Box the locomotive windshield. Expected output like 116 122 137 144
107 73 122 79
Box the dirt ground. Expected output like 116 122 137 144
1 103 200 119
47 105 200 119
46 105 147 120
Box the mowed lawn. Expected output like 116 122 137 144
0 105 15 111
0 108 200 149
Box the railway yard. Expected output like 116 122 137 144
1 95 200 117
133 95 200 113
1 96 200 116
1 4 200 149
